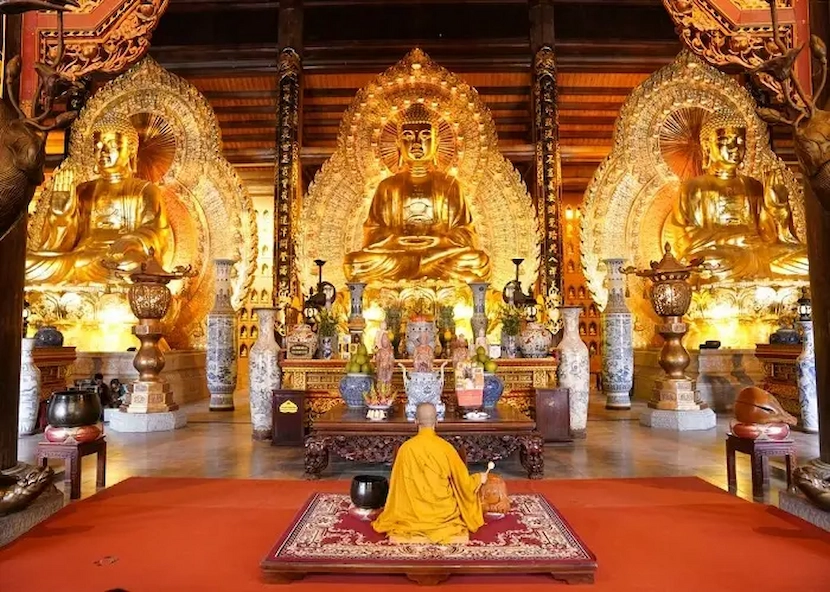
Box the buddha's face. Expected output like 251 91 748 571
400 122 437 164
705 125 746 170
93 131 133 175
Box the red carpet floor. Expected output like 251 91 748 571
1 476 829 591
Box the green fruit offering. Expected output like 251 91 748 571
484 360 497 373
360 364 370 374
476 346 486 356
357 344 368 355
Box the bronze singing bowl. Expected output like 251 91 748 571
47 389 102 428
350 475 389 510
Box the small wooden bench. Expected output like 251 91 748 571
37 438 107 500
726 433 795 501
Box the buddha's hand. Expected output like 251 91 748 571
49 168 75 215
395 236 440 250
763 169 790 208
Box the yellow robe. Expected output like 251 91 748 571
372 428 484 544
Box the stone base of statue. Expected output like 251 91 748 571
779 488 830 533
0 464 63 548
650 378 707 411
640 407 716 431
126 380 179 414
109 407 187 433
641 377 716 430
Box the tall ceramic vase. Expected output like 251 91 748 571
601 258 634 410
207 259 238 411
556 306 590 438
796 320 818 433
469 282 490 339
18 337 41 435
249 308 281 440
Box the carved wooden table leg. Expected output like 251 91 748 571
519 434 545 479
67 449 81 500
96 442 107 489
304 436 329 479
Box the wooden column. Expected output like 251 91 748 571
274 0 303 336
530 0 563 300
0 13 26 471
808 0 830 464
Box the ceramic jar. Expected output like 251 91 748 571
500 333 519 359
797 319 818 433
34 325 64 347
556 306 590 438
468 282 490 339
206 259 238 411
318 334 338 360
286 323 318 359
482 373 505 408
18 338 41 435
401 363 447 419
601 258 634 410
248 308 281 440
405 320 435 357
339 373 373 408
520 322 552 358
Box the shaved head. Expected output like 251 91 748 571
415 403 437 428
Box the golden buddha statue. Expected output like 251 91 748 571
26 115 173 285
672 110 807 282
344 103 490 283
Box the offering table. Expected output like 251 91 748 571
304 404 544 479
281 357 557 426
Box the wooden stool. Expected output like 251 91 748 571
37 437 107 500
725 433 795 500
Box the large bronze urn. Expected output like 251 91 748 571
625 244 708 410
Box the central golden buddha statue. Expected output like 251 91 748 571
344 103 490 283
26 115 173 285
672 110 807 282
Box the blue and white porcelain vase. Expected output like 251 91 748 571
556 306 590 438
468 281 490 339
482 373 504 408
34 325 64 347
18 338 41 436
248 307 281 440
796 319 818 433
401 362 447 419
339 373 373 408
207 259 238 411
601 258 634 410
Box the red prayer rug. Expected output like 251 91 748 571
260 493 597 585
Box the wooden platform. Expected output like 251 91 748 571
260 492 597 585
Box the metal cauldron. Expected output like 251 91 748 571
46 389 102 428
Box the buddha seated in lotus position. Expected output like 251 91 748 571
345 103 490 284
26 115 172 285
372 402 491 544
671 110 807 282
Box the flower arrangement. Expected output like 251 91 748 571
409 298 434 322
316 308 339 337
499 304 523 337
363 381 396 408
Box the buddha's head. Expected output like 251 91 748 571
398 104 439 167
92 115 140 178
700 110 747 175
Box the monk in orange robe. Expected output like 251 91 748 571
372 403 487 544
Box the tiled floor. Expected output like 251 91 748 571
17 393 820 505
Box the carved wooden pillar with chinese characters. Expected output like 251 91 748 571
530 0 563 300
274 0 303 337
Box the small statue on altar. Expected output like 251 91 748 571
474 328 487 351
344 103 491 283
451 336 469 370
26 114 174 285
374 331 395 386
671 109 807 281
372 403 492 544
413 332 435 373
374 320 388 352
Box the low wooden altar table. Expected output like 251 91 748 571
304 404 544 479
282 357 558 426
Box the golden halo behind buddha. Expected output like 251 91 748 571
299 48 541 298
